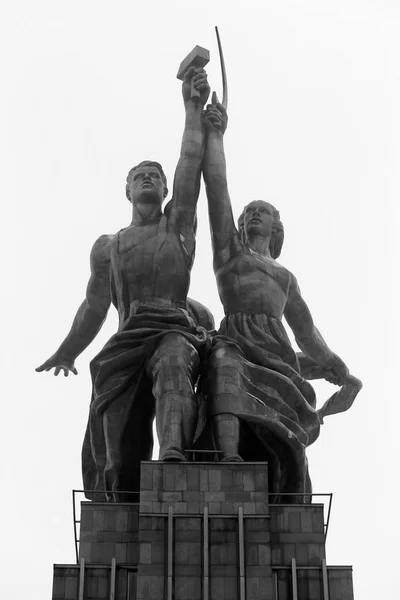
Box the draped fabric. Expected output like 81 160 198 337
204 313 321 500
82 306 208 501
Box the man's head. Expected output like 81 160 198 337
126 160 168 205
238 200 284 259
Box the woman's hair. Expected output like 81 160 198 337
238 201 284 259
125 160 168 202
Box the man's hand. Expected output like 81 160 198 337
203 93 228 134
182 67 210 106
36 353 78 377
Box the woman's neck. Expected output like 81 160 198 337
246 235 271 257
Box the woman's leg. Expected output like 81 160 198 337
212 413 243 462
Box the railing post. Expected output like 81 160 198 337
72 490 79 564
203 506 209 600
78 557 85 600
291 558 298 600
238 506 246 600
109 557 116 600
167 506 174 600
274 570 279 600
325 494 333 540
127 570 135 599
322 559 330 600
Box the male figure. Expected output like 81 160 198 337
201 100 360 498
36 68 212 500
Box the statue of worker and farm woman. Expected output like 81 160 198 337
36 48 361 503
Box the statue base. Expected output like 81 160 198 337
52 461 354 599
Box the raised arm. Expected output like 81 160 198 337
36 235 112 376
284 274 350 385
203 99 239 269
169 68 210 236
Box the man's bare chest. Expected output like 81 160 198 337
117 224 161 254
112 223 188 273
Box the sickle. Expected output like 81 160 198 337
215 26 228 109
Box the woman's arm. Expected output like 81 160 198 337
203 100 240 270
284 273 350 384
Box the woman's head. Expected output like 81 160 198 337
238 200 284 259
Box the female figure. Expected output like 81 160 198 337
202 100 358 498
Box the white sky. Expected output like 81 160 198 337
2 1 400 598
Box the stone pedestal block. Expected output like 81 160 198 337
52 564 137 600
139 461 269 515
52 461 354 600
79 502 139 565
269 504 326 566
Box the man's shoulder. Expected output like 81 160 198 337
94 233 115 245
90 233 115 269
164 198 196 229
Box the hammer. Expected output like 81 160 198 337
177 45 210 100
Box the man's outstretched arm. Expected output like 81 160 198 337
169 68 210 238
202 99 238 269
284 274 350 385
36 235 112 376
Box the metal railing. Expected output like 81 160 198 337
76 557 131 600
72 489 140 564
187 449 225 461
273 558 339 600
267 492 333 540
72 487 332 564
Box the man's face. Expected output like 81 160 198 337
243 200 274 239
128 166 165 205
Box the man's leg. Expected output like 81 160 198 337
147 333 200 461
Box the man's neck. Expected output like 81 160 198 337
246 234 271 257
131 202 163 225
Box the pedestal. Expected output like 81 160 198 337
52 461 354 599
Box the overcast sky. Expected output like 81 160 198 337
2 1 400 599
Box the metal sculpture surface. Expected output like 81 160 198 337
201 98 361 499
36 35 361 502
36 66 212 501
